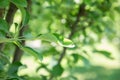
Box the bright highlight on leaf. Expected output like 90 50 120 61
57 38 75 48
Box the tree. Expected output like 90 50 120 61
0 0 120 80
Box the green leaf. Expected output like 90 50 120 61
93 50 114 59
22 46 43 61
19 7 30 26
0 30 6 38
10 0 29 25
72 53 90 67
8 61 22 75
58 38 75 48
0 51 10 65
0 18 9 39
51 64 64 76
54 33 75 48
71 54 79 63
114 6 120 13
10 0 27 7
38 33 58 43
0 0 9 8
79 55 90 66
38 33 75 48
0 18 9 33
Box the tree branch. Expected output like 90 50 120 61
5 3 17 26
12 0 32 63
49 3 85 80
0 3 17 50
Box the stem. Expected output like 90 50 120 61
12 0 32 63
0 3 17 50
5 3 17 26
49 3 85 80
58 47 67 64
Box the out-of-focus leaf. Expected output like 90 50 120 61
93 50 114 59
79 55 90 66
36 63 50 73
0 51 10 65
51 64 64 76
19 7 30 26
71 53 90 66
41 75 47 80
10 1 29 25
114 6 120 13
72 53 79 63
0 38 13 43
7 62 27 79
0 30 6 38
8 61 22 75
23 29 33 39
54 33 75 48
38 33 58 43
10 0 27 7
22 46 43 61
0 18 9 33
0 0 9 8
70 54 90 67
58 38 75 48
84 0 91 4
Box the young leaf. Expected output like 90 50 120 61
93 50 114 59
53 33 75 48
57 38 75 48
38 33 75 48
51 64 64 76
22 46 43 61
38 33 58 43
10 0 27 7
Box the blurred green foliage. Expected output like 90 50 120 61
0 0 120 80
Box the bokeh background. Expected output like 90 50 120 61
0 0 120 80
